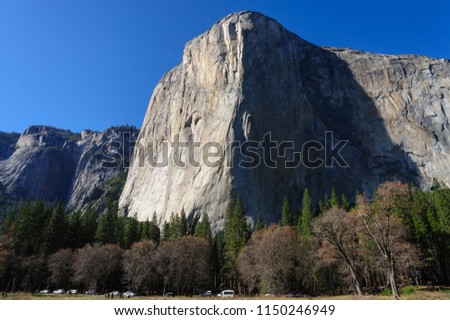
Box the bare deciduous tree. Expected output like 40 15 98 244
357 181 413 299
313 207 363 296
47 248 74 289
122 240 158 294
155 236 210 295
238 226 299 295
20 255 46 292
237 231 264 294
72 244 122 292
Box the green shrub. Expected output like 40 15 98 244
380 287 392 296
400 286 416 295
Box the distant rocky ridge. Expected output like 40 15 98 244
0 125 138 213
119 11 450 231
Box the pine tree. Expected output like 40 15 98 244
167 212 178 239
231 197 250 253
433 190 450 233
195 213 212 244
140 219 150 240
137 219 143 238
224 194 235 231
212 234 225 289
179 209 188 237
96 202 119 244
149 212 161 243
117 216 126 247
122 216 140 249
223 196 251 290
81 205 97 245
298 188 314 236
330 187 340 208
43 202 68 255
341 194 350 211
13 200 51 256
254 213 265 232
281 196 292 226
319 199 327 212
68 211 82 248
162 222 170 241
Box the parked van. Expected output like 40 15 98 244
217 290 235 298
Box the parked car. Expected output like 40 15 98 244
199 290 212 297
85 290 97 295
164 292 174 297
39 290 50 294
217 290 235 298
110 291 120 296
67 290 78 294
123 291 136 298
290 291 302 298
53 289 66 294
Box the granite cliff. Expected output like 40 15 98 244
119 11 450 230
0 125 138 212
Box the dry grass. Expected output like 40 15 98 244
3 287 449 300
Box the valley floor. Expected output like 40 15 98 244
3 287 449 300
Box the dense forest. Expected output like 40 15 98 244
0 181 449 298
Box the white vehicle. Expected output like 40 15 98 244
123 291 136 298
39 290 50 294
67 289 78 294
217 290 235 298
53 289 65 294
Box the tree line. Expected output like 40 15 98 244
0 181 449 297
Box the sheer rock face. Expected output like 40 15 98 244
0 126 138 211
117 11 449 230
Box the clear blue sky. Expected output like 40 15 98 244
1 0 449 133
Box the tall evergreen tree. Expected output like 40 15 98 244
298 188 314 236
211 235 223 289
68 210 82 248
140 219 150 240
195 213 212 244
116 216 125 247
223 195 235 240
225 197 250 254
149 212 161 244
223 196 251 290
179 209 188 237
433 190 450 233
13 200 51 256
81 205 97 245
254 213 265 232
281 196 292 226
96 202 119 244
43 202 68 254
341 194 350 211
162 222 170 241
406 188 450 283
330 188 340 208
167 212 178 239
122 216 140 249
